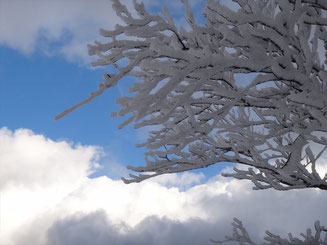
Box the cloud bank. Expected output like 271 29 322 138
1 127 326 245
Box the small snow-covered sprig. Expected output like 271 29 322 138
211 218 327 245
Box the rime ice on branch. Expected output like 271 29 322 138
55 0 327 190
211 218 327 245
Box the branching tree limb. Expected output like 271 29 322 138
55 0 327 190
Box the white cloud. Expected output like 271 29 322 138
152 172 205 190
0 0 127 64
1 127 326 245
0 127 102 244
0 127 100 190
0 0 207 65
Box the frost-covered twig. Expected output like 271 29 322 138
211 218 327 245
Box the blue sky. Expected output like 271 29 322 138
1 46 145 175
0 0 226 180
1 1 326 245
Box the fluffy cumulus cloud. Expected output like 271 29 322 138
0 127 101 244
1 127 327 245
0 127 100 190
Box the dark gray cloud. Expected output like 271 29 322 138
45 211 239 245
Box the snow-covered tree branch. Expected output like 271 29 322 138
211 218 327 245
55 0 327 190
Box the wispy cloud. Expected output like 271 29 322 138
0 0 126 64
0 0 207 65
